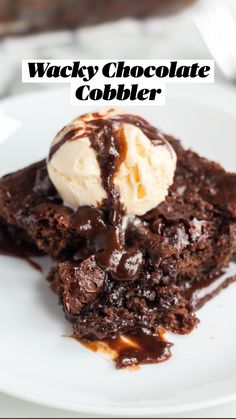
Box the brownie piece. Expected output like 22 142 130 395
49 258 198 340
1 137 235 341
49 194 236 340
0 161 75 257
51 256 106 317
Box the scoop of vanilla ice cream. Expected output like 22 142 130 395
47 127 107 209
47 110 176 215
114 124 176 215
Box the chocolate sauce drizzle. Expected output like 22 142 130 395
186 271 236 311
49 113 168 282
76 328 172 369
49 113 167 219
48 128 80 161
49 113 166 161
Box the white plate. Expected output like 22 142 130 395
0 83 236 417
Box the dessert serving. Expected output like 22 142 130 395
0 109 236 369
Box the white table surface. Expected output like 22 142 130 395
0 0 236 417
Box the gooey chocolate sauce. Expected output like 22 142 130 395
76 328 172 369
185 271 236 311
49 113 169 282
76 271 236 369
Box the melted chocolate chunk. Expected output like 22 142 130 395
56 256 105 319
96 240 143 281
70 206 107 240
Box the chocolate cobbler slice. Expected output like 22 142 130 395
0 137 236 344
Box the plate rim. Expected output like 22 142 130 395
1 381 236 416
